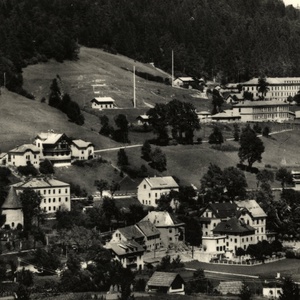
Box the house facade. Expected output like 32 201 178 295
292 170 300 191
104 240 145 270
242 77 300 101
6 144 40 167
173 77 195 89
146 272 185 295
199 200 267 254
13 177 71 214
91 97 115 110
232 100 291 122
34 132 72 166
136 115 150 126
140 211 185 247
137 176 179 207
71 139 94 160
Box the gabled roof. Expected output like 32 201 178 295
136 114 150 120
147 272 183 287
143 176 179 190
141 211 184 227
175 77 195 82
235 200 267 218
2 186 22 209
72 139 93 149
205 202 238 219
105 240 144 256
13 178 69 189
9 144 40 154
213 217 255 234
35 132 65 144
136 220 160 237
118 225 144 240
91 97 115 103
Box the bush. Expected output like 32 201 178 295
211 144 238 152
17 164 38 176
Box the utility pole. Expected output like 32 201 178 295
4 72 6 88
172 50 174 87
133 65 136 108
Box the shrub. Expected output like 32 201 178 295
17 164 38 176
211 144 238 152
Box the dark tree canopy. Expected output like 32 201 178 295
39 159 54 175
238 125 265 167
208 126 224 144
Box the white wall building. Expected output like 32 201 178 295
137 176 179 207
6 144 40 167
71 139 94 160
13 177 71 214
91 97 115 110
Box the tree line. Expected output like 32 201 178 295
2 0 300 96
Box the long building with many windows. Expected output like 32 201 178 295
242 77 300 101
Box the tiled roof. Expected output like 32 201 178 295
36 132 64 144
233 100 289 107
206 202 238 219
9 144 40 154
136 220 160 237
147 272 182 287
72 139 93 149
2 186 22 209
13 178 69 189
141 211 184 227
213 217 255 234
118 225 144 240
105 240 144 256
144 176 179 190
235 200 267 218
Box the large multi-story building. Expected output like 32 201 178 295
242 77 300 101
13 177 71 214
232 100 291 122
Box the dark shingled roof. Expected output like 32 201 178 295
136 220 160 237
213 217 255 234
147 272 183 287
118 225 144 240
2 186 22 209
207 202 238 219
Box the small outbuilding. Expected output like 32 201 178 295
146 271 185 295
91 97 115 110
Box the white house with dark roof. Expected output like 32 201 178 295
1 186 23 229
104 240 145 270
71 139 94 160
146 271 185 295
137 176 179 207
6 144 40 167
34 132 72 166
91 97 115 110
173 77 195 89
140 211 185 247
136 114 150 126
13 177 71 214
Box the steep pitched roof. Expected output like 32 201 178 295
72 139 93 149
206 202 238 219
147 272 183 287
35 132 64 144
2 186 22 209
213 217 255 234
144 176 179 190
136 220 160 237
141 211 184 227
235 200 267 218
118 225 144 240
9 144 40 154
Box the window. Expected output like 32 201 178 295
58 189 61 194
234 239 237 243
53 198 56 203
82 151 84 154
53 206 56 211
148 193 151 198
169 237 172 241
44 199 46 203
144 184 146 189
53 189 55 194
48 190 51 194
65 197 68 202
65 189 68 193
169 229 172 233
48 199 51 203
49 207 51 211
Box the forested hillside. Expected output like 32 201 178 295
1 0 300 94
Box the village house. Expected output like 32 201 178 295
104 240 145 271
137 176 179 207
70 139 94 160
5 144 40 167
196 111 212 123
13 177 71 214
242 77 300 101
34 132 72 166
173 77 196 89
200 200 267 255
262 281 283 299
232 100 292 122
146 271 185 295
140 211 185 247
110 220 161 251
211 110 241 123
292 170 300 191
1 186 23 229
136 114 150 126
91 96 115 110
